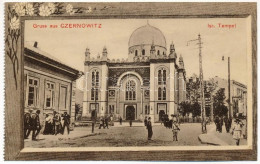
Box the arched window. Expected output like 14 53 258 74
91 70 99 101
142 49 145 55
158 68 167 85
91 70 99 87
158 87 162 100
163 70 166 84
157 50 160 55
125 80 136 100
158 70 162 85
135 50 138 56
163 87 166 100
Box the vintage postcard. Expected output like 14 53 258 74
3 2 257 161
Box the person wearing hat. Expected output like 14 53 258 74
31 110 41 141
146 117 153 140
231 118 243 146
171 115 180 141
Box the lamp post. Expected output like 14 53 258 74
187 34 207 133
222 56 231 119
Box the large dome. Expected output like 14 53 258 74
128 24 166 48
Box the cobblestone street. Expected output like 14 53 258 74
25 123 204 148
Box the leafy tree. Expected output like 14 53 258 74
213 88 228 117
179 101 192 117
192 102 201 118
186 74 201 103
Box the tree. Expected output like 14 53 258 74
213 88 228 117
179 101 192 117
186 74 201 103
192 102 201 118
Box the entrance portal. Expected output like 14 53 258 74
126 106 135 120
159 110 165 121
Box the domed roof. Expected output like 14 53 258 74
128 24 166 48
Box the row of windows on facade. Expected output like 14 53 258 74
27 77 67 109
90 68 167 99
91 69 167 86
134 49 165 56
91 80 166 101
89 104 151 115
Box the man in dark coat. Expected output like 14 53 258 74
31 110 41 141
62 112 71 135
24 111 32 139
104 116 109 129
219 116 223 133
119 116 122 125
144 116 148 127
147 117 153 140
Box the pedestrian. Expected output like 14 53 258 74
219 116 223 133
53 111 61 135
43 114 53 135
144 116 148 127
110 115 114 126
224 116 230 133
62 112 71 135
31 110 41 141
24 111 31 139
214 116 220 132
99 117 104 129
104 116 109 129
119 116 122 125
231 118 243 146
172 119 180 141
129 119 132 127
147 117 153 140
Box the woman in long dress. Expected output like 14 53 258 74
231 118 243 146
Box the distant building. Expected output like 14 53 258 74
82 23 186 122
212 76 247 117
24 42 83 122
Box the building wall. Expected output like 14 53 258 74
24 67 73 124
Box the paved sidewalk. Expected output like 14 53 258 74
24 127 101 143
113 122 162 127
198 124 247 146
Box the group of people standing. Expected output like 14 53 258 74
43 111 71 136
143 115 180 141
24 110 71 141
99 116 112 129
24 110 41 141
214 115 245 146
214 116 232 133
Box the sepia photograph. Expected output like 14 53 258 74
4 2 257 161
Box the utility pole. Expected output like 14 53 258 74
228 57 231 119
187 34 207 133
222 56 231 119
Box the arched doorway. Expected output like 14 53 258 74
126 105 135 120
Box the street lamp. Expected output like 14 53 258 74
187 34 207 134
222 56 232 119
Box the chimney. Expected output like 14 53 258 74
34 41 38 48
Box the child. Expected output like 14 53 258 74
172 119 180 141
231 118 243 146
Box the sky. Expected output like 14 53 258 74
24 18 249 85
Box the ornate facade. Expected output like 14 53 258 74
82 23 186 122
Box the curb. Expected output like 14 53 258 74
198 135 220 146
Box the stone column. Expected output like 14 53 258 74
169 62 176 116
149 63 155 123
82 64 89 117
100 62 108 117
